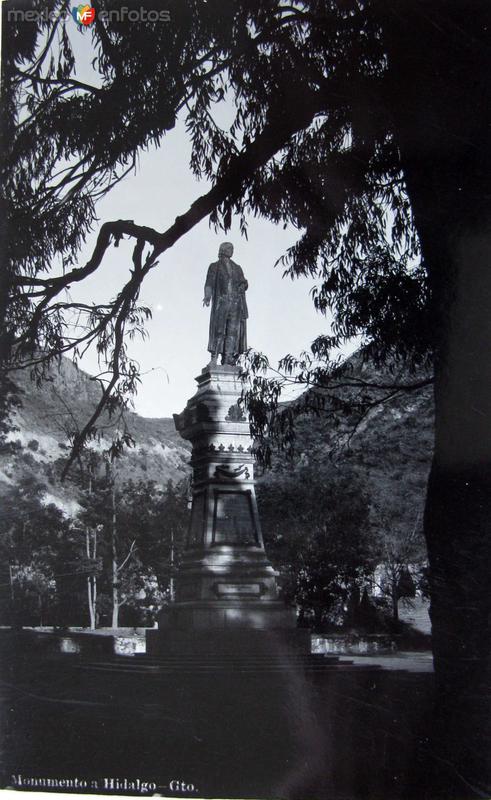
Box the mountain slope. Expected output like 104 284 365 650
2 353 434 539
258 356 434 550
1 358 190 514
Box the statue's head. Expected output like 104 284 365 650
218 242 234 259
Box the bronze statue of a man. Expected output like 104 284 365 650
203 242 248 366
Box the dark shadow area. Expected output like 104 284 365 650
0 631 477 800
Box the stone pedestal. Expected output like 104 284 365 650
147 365 308 655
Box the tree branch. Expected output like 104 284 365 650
14 87 326 476
316 377 434 393
117 540 137 574
14 68 102 96
18 87 325 354
60 284 134 479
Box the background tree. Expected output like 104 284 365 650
0 475 72 625
258 463 374 630
118 478 188 602
77 464 134 627
370 507 426 624
76 471 187 626
0 450 186 628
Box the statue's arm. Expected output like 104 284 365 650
203 263 216 305
238 265 248 292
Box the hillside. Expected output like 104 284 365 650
1 354 434 540
1 358 190 514
258 356 434 550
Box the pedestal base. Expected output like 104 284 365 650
146 626 311 657
157 598 296 631
147 599 309 656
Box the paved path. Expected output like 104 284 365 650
337 650 434 672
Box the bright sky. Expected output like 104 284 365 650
55 23 354 418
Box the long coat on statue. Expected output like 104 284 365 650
205 258 248 357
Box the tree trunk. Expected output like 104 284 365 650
8 563 14 602
169 527 175 602
391 579 399 624
85 466 97 630
87 576 96 630
111 483 119 629
111 597 119 629
381 2 491 793
86 529 97 630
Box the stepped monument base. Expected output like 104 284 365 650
146 364 308 657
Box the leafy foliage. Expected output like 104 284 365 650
258 462 374 629
0 461 188 627
255 362 431 629
241 348 432 465
114 478 188 598
0 475 72 624
2 0 439 469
